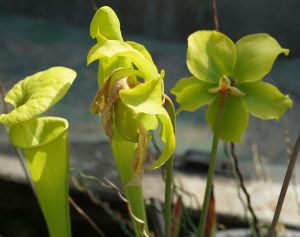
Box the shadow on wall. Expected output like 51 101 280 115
0 0 300 56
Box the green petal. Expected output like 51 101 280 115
98 56 135 87
205 94 249 143
171 76 217 114
232 34 289 83
114 100 159 143
9 117 71 237
236 82 293 120
147 111 176 169
109 68 145 91
119 75 165 115
126 41 154 63
187 30 236 83
87 40 158 80
90 6 123 42
0 67 76 125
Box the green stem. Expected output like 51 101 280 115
164 95 176 237
111 140 148 237
197 91 227 237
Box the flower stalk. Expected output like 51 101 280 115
111 140 149 236
197 91 227 237
164 95 176 237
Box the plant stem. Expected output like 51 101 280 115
197 91 227 237
268 131 300 237
111 140 149 237
164 95 176 237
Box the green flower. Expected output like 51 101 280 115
171 30 293 142
88 7 175 187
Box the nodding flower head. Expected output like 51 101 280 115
89 68 175 187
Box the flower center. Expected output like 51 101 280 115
208 75 245 98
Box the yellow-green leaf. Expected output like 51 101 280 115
9 117 71 237
236 81 293 120
0 67 76 125
232 34 289 83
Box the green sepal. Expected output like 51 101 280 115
187 30 236 83
236 81 293 120
119 74 164 114
109 68 145 92
147 110 176 170
114 100 159 143
90 6 123 42
87 40 158 80
232 34 289 83
205 94 249 143
9 117 71 237
171 76 216 114
0 67 76 125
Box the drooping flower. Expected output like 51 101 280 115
171 30 293 142
88 7 176 187
89 67 175 187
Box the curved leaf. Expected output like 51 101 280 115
147 110 176 169
171 76 217 114
87 40 158 80
205 94 248 143
90 6 123 42
236 82 293 120
9 117 71 237
232 34 289 83
0 67 76 125
187 30 236 83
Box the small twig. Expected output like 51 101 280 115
284 117 292 157
69 195 107 237
0 82 36 196
268 131 300 237
212 0 219 31
252 143 264 184
224 142 251 227
217 223 237 237
284 117 300 220
69 175 134 232
231 143 261 237
0 82 10 115
91 0 98 12
173 175 201 211
104 177 149 237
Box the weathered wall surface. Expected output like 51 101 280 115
0 0 299 55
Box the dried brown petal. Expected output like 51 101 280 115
89 73 112 115
125 122 149 187
101 77 130 142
